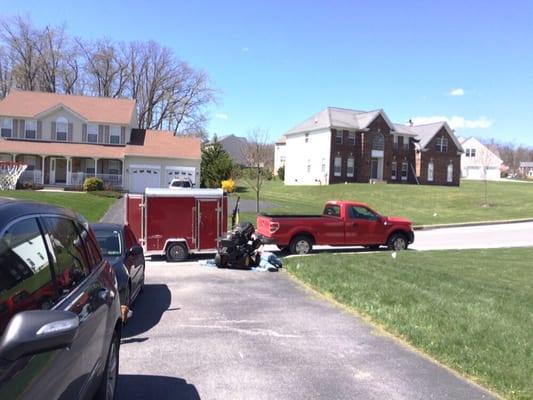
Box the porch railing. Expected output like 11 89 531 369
70 172 123 187
19 170 43 184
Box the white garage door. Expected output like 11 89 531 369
165 166 196 186
129 165 161 193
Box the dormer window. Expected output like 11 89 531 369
1 118 12 138
56 117 68 141
25 120 37 139
87 124 98 143
110 125 121 144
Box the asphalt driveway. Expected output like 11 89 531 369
117 262 496 400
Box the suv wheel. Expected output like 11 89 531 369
95 331 119 400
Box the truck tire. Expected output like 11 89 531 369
387 233 408 251
166 242 189 262
289 235 313 255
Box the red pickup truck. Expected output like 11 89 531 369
256 201 414 254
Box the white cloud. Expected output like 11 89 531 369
449 88 465 96
241 47 249 53
411 115 493 129
215 113 228 120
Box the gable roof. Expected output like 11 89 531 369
275 136 286 144
401 121 464 152
284 107 396 136
0 90 136 125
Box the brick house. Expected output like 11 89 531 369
0 90 201 192
281 107 463 186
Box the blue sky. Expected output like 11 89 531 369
3 0 533 144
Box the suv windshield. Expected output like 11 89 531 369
94 230 122 256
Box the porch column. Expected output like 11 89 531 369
41 156 45 184
12 153 17 162
66 157 72 185
93 158 99 177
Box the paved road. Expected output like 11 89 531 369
117 262 495 400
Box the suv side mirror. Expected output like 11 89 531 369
0 310 79 361
128 245 143 257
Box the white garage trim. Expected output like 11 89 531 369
165 166 197 185
129 164 161 169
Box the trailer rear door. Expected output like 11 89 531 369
197 199 220 250
125 194 144 244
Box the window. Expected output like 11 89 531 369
280 156 286 164
372 132 384 150
349 206 379 221
25 120 37 139
56 117 68 141
321 158 326 173
401 162 408 180
334 156 342 176
42 217 90 301
94 229 122 257
347 157 354 177
108 160 121 175
436 137 448 152
403 137 410 150
391 161 397 179
22 155 37 171
323 204 340 217
307 159 311 173
304 133 309 143
87 124 98 143
447 163 454 182
110 125 121 144
393 135 398 150
1 118 12 138
348 132 356 145
428 161 434 182
335 130 343 145
466 148 476 157
0 218 56 335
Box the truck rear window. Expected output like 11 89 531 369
323 205 340 217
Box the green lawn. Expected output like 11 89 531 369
235 179 533 226
286 248 533 400
0 191 116 222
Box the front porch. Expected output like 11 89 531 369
0 153 123 188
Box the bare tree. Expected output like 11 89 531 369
0 16 40 91
242 128 274 213
0 45 12 97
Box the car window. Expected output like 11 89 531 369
42 217 90 302
0 218 56 336
94 230 122 257
75 221 102 268
323 204 340 217
349 206 379 221
124 226 137 249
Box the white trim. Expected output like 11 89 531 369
129 164 161 169
144 188 224 198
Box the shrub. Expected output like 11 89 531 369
83 177 104 191
277 165 285 181
221 179 235 193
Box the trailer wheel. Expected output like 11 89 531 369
289 235 313 255
166 242 189 262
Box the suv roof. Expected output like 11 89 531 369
0 197 80 228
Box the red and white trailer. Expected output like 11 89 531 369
125 188 228 261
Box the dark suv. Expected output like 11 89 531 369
0 198 122 400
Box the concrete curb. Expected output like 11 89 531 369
413 218 533 231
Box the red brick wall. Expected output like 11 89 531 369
418 127 461 186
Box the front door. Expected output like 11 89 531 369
197 200 219 250
50 158 67 184
371 158 379 179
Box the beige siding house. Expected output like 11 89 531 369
0 90 200 192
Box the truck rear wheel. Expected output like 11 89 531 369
289 235 313 255
387 233 408 251
166 242 189 262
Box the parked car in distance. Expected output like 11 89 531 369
0 198 122 400
91 223 145 321
256 200 414 254
169 177 193 188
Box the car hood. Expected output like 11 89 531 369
385 216 412 226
